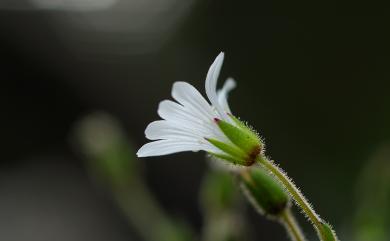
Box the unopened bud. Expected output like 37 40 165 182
240 168 290 217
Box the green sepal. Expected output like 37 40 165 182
241 168 289 217
209 152 247 166
228 115 261 145
206 138 247 162
228 114 250 130
215 118 261 157
320 222 339 241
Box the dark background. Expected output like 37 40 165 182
1 0 390 240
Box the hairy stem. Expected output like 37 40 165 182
257 156 336 240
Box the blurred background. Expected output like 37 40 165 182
1 1 390 240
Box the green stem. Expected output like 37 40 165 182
280 209 307 241
113 182 186 241
257 156 332 240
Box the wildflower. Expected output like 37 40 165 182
137 52 262 166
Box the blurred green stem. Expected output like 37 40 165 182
74 113 193 241
200 169 247 241
281 209 307 241
257 156 338 241
113 179 188 241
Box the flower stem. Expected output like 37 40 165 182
280 209 307 241
257 156 335 240
239 168 307 241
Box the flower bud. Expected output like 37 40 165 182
240 168 290 217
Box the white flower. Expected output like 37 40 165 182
137 52 261 166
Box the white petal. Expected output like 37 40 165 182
205 53 224 108
136 139 212 157
171 82 215 122
145 120 205 141
142 120 224 155
157 100 224 138
205 52 231 121
217 78 236 113
158 100 204 126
